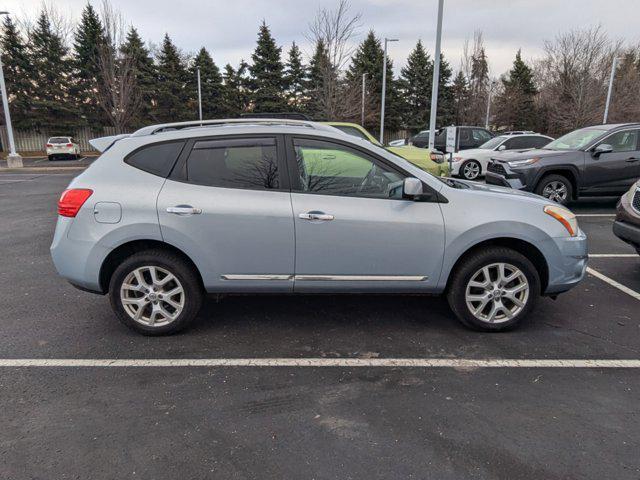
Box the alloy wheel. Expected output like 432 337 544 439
542 181 568 202
462 162 480 180
465 262 529 323
120 266 185 327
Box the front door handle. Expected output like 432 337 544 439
299 212 334 221
626 157 638 162
166 205 202 215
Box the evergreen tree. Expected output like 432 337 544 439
188 47 224 119
29 11 79 131
221 61 250 117
494 50 537 129
120 27 156 127
0 16 33 129
436 54 454 127
468 47 489 125
306 40 332 120
284 42 307 111
398 40 432 132
249 22 287 113
72 3 106 125
154 34 189 122
451 71 470 126
346 30 402 134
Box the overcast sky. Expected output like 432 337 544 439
7 0 640 76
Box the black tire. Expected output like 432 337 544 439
108 249 203 335
446 247 541 332
48 155 54 161
459 160 481 180
534 174 573 205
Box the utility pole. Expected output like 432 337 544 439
361 73 366 126
379 37 398 144
603 57 620 124
0 11 22 168
428 0 444 150
485 80 496 129
197 66 203 122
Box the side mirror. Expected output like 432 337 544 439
497 145 506 151
593 144 613 157
403 177 423 198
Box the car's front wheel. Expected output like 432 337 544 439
109 250 204 335
447 247 541 331
460 160 481 180
535 174 572 205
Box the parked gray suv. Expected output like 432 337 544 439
486 123 640 205
51 119 588 335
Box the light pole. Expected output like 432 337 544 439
379 37 398 144
603 56 621 124
361 73 366 126
485 80 497 129
0 11 22 168
196 66 203 122
428 0 444 150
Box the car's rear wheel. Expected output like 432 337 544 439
447 247 540 331
460 160 481 180
535 174 572 205
109 250 203 335
48 155 54 161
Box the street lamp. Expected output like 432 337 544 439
379 37 398 144
361 73 366 126
485 80 498 129
603 56 621 124
427 0 444 150
196 66 203 122
0 11 22 168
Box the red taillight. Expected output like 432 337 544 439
46 143 53 148
66 143 73 147
58 189 93 217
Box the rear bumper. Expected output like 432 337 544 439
613 220 640 250
46 147 76 156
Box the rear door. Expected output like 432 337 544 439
584 129 640 191
157 135 295 292
286 135 445 293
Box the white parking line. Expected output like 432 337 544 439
576 214 615 217
587 267 640 301
589 254 638 258
0 358 639 368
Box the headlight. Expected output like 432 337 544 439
544 205 578 236
508 157 539 167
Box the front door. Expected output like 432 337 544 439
157 135 295 292
584 129 640 192
286 136 445 293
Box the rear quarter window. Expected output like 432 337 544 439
125 141 186 177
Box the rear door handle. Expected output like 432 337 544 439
299 212 334 221
166 205 202 215
626 157 638 162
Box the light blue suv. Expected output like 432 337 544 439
51 119 588 335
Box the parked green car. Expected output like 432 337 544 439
324 122 450 177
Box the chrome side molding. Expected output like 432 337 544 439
221 274 293 281
221 274 427 282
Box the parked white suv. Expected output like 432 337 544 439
451 133 553 180
46 137 81 161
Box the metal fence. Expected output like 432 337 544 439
0 126 118 154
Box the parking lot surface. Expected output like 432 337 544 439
1 171 639 479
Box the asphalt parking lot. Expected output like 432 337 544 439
1 169 639 479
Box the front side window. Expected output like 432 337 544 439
293 138 404 199
186 138 279 190
472 129 492 142
602 130 639 153
479 136 506 150
546 128 607 150
528 136 552 149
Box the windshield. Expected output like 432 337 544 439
479 136 507 149
544 128 606 150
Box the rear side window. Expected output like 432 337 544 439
528 136 551 149
185 137 280 190
126 141 186 177
333 125 370 142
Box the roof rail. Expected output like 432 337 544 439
130 118 331 137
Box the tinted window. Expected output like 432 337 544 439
603 130 639 153
528 136 552 149
459 129 471 141
49 137 70 144
293 138 404 199
126 141 186 177
472 129 492 142
504 136 538 150
186 138 279 190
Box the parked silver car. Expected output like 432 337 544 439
51 119 588 335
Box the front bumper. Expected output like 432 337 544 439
613 221 640 250
543 231 589 295
485 161 532 191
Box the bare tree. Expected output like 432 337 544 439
306 0 363 121
95 0 141 133
460 30 490 125
607 47 640 123
536 25 621 135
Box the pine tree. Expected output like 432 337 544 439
72 3 106 125
494 50 537 129
154 34 189 122
436 54 454 127
451 71 469 125
0 16 33 129
249 22 287 113
120 27 156 127
346 31 401 134
306 40 332 120
398 40 432 132
29 11 79 131
468 47 489 125
188 47 223 119
284 42 307 111
221 61 250 117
